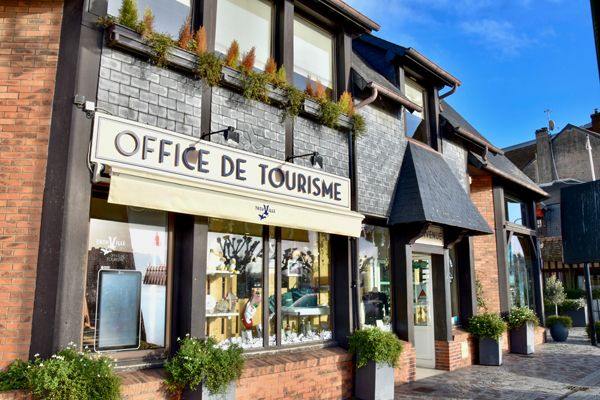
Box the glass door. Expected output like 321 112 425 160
413 253 435 368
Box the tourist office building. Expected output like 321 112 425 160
1 0 550 397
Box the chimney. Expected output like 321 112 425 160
536 127 555 184
591 109 600 134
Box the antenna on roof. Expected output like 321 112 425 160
544 109 555 131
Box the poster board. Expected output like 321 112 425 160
561 181 600 264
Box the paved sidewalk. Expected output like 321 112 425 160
395 328 600 400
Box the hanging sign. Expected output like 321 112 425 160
90 114 351 210
415 225 444 246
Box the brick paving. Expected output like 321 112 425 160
395 328 600 400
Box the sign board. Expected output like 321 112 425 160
91 114 350 210
415 225 444 246
561 181 600 264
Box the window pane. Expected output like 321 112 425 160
279 229 331 345
108 0 190 38
506 197 526 226
216 0 273 71
359 225 392 330
294 16 333 97
508 236 534 309
206 218 264 349
405 79 428 143
84 197 169 352
449 247 459 324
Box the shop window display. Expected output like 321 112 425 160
508 235 535 309
83 196 169 352
359 224 392 330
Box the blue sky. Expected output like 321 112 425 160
345 0 599 148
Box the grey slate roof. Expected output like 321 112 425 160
352 38 398 84
351 50 408 100
440 100 493 147
388 141 493 234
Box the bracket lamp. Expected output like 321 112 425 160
200 126 239 145
285 151 323 169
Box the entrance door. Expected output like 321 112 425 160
413 253 435 368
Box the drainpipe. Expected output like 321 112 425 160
354 86 378 111
586 134 596 181
439 84 458 100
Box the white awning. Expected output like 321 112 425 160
108 170 364 237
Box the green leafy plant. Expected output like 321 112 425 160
348 326 404 369
476 278 488 312
225 40 240 68
585 321 600 338
319 99 341 129
25 344 122 400
338 91 354 115
505 306 540 330
196 51 224 87
546 315 572 329
593 289 600 299
164 335 245 395
281 84 305 122
274 65 287 87
351 112 366 138
137 5 155 39
565 289 586 299
148 31 175 68
240 69 270 103
466 312 507 342
118 0 139 29
96 15 117 29
560 298 586 313
544 275 566 316
0 358 35 391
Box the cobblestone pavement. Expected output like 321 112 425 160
395 328 600 400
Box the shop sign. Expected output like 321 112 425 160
91 114 350 210
415 225 444 246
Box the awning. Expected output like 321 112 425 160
108 169 364 237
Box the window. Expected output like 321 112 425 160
108 0 191 38
508 236 534 309
215 0 273 71
449 247 460 324
359 224 391 329
405 78 428 144
505 195 527 226
83 195 170 353
294 16 334 99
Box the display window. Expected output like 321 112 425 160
449 247 460 324
107 0 191 38
358 224 392 330
508 235 535 309
83 194 170 353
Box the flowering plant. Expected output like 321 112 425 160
465 312 507 342
348 326 404 369
164 335 245 394
505 306 540 330
25 343 122 400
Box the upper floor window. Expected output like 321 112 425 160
405 78 428 144
215 0 273 71
294 16 334 99
505 195 527 226
108 0 191 37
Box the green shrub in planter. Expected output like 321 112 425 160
465 312 507 342
546 315 573 328
164 335 245 394
0 358 35 391
585 321 600 338
25 344 123 400
348 326 404 369
505 306 540 330
559 298 586 313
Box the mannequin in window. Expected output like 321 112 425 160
363 287 389 323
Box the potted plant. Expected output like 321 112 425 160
348 326 404 400
466 312 507 366
505 306 540 354
560 298 588 327
164 335 245 400
546 315 572 342
585 320 600 342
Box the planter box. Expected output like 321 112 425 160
510 322 534 354
303 98 321 116
182 380 236 400
355 359 395 400
563 307 588 327
478 335 502 366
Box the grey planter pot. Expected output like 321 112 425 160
478 335 502 366
563 307 588 327
510 322 535 354
355 359 395 400
549 321 569 342
182 380 236 400
303 98 321 116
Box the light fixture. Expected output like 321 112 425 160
200 126 240 145
285 151 323 169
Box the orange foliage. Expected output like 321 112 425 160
178 15 192 50
139 6 155 39
241 46 257 71
338 91 355 115
225 39 240 68
194 26 207 54
305 75 314 97
264 55 277 82
314 78 326 99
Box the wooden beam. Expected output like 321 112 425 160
445 229 467 249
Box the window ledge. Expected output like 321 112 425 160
105 24 353 131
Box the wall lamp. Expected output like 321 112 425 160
201 126 240 144
286 152 323 169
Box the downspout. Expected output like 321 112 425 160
586 134 596 181
439 84 458 100
354 86 378 111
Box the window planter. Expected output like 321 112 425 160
355 359 395 400
510 321 535 354
183 380 236 400
478 335 502 366
563 307 588 327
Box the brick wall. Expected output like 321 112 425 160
394 341 416 385
434 329 477 371
541 237 563 262
0 0 63 368
470 176 500 313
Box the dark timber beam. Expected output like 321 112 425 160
493 185 511 316
198 0 217 139
390 225 414 344
456 237 477 326
331 235 352 349
432 251 452 341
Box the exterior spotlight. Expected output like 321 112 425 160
200 126 240 145
286 151 323 169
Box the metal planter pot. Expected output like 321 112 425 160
510 321 535 354
564 307 588 327
478 335 502 366
549 321 569 342
355 359 395 400
182 381 236 400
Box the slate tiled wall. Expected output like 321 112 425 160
546 204 561 237
442 129 468 192
355 101 405 217
96 43 202 137
292 116 349 178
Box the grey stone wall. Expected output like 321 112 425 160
355 100 405 217
292 116 349 178
546 204 561 238
553 126 600 183
96 43 202 137
442 130 468 191
210 86 285 161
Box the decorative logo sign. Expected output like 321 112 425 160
415 225 444 246
91 114 351 210
256 204 275 221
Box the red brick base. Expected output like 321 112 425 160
394 341 416 384
434 329 477 371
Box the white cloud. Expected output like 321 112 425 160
460 19 535 55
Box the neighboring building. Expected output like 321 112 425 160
504 112 600 291
0 0 548 398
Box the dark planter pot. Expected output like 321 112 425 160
355 359 395 400
549 321 569 342
510 322 535 354
478 335 502 366
563 307 588 327
182 381 236 400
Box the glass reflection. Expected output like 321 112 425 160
508 236 534 309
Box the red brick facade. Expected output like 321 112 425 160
470 175 501 313
0 0 63 368
394 341 416 385
434 329 477 371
